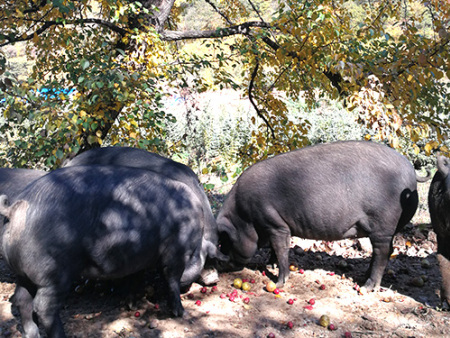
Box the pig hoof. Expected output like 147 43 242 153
362 279 377 292
199 268 220 285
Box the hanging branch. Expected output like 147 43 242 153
249 61 275 139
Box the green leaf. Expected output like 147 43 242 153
81 59 90 70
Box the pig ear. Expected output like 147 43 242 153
202 239 229 262
437 156 450 178
217 218 238 243
0 195 10 219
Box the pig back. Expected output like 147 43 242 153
65 147 218 245
228 141 418 241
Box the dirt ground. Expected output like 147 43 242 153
1 179 449 338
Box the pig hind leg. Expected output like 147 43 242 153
13 280 40 338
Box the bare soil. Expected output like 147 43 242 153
1 179 449 338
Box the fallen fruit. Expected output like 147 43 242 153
287 321 293 329
411 276 425 287
308 298 315 305
299 269 305 274
273 288 280 295
266 281 277 292
250 279 256 284
289 264 298 271
304 305 314 310
319 315 330 327
267 333 275 338
421 258 431 269
220 293 226 299
201 287 207 293
344 332 352 338
338 259 348 269
195 300 201 306
134 311 140 318
187 293 194 299
328 323 336 330
288 299 294 305
229 296 236 302
242 282 251 291
319 284 326 290
233 278 243 289
211 285 218 292
154 304 160 310
243 297 250 304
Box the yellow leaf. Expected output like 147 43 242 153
407 74 413 82
202 168 209 175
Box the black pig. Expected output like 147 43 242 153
428 155 450 306
64 147 219 284
0 165 225 337
217 141 421 290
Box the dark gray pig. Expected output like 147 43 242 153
428 156 450 306
64 147 219 284
0 165 226 338
0 168 46 224
217 141 421 289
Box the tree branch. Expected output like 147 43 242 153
160 21 271 41
0 18 130 47
249 62 275 139
204 0 234 25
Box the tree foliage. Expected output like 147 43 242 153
0 0 448 168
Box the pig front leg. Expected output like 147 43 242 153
161 264 185 317
437 254 450 307
364 236 393 290
13 281 39 338
266 218 291 287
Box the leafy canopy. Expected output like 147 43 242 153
0 0 448 168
